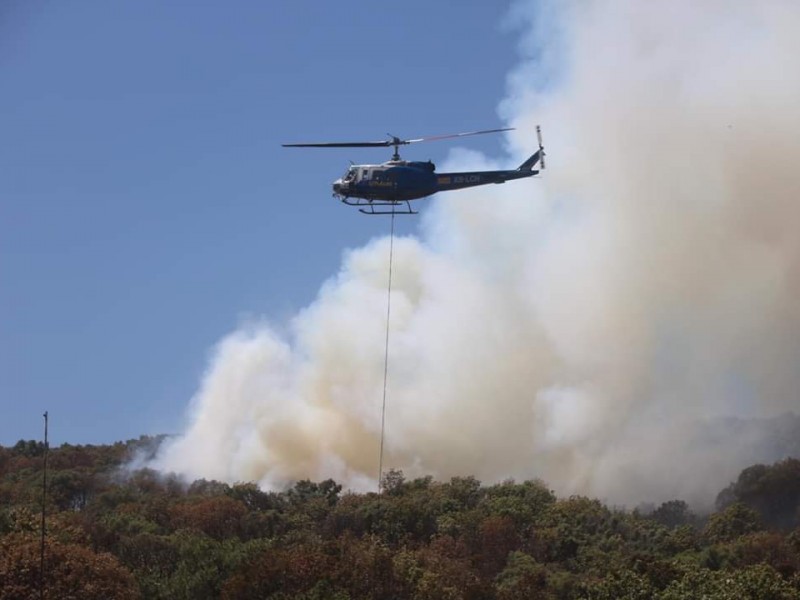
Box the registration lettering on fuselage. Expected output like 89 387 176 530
452 175 481 184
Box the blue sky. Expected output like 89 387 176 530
1 1 525 445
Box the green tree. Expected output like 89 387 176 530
580 569 655 600
227 482 283 511
704 502 763 544
396 535 485 600
444 476 482 510
717 459 800 530
650 500 695 529
660 564 799 600
10 440 45 458
288 479 342 506
495 551 551 600
380 469 406 496
49 468 95 511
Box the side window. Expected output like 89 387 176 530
361 169 370 181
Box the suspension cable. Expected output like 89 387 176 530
377 212 395 492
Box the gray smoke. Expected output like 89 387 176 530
152 0 800 507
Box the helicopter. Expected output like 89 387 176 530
283 126 545 215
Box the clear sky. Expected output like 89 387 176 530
1 1 523 445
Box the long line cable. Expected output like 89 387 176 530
377 212 395 492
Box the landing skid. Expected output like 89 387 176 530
338 197 418 216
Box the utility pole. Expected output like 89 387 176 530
40 411 48 600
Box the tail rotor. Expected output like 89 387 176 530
536 125 546 170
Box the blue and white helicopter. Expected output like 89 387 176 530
283 126 544 215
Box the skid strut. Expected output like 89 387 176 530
337 196 418 215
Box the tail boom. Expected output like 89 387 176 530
517 149 543 172
434 164 538 193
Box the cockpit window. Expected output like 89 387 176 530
344 168 356 182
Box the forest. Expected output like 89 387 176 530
1 436 799 599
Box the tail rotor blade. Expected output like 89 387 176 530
536 125 545 170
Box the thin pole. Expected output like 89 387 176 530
378 212 395 492
40 411 48 599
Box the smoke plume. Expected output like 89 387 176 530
152 0 800 507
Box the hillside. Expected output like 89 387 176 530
1 438 799 599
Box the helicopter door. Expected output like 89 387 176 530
360 168 370 182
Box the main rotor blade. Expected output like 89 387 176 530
405 127 514 144
282 141 392 148
282 127 514 149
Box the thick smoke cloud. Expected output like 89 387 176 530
152 0 800 507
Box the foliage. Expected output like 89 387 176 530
659 564 800 600
704 502 763 544
0 537 139 599
717 459 800 530
1 438 799 598
648 500 696 529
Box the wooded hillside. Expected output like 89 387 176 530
1 437 799 599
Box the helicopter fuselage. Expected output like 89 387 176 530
332 150 542 204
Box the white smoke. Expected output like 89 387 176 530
152 0 800 507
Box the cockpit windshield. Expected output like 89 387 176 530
343 167 357 182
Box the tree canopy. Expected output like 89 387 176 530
1 437 798 599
